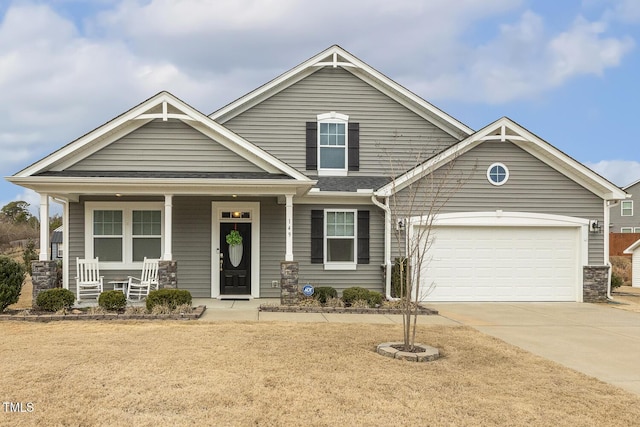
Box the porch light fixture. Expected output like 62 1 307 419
232 211 241 218
590 220 602 233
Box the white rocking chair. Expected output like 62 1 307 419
76 258 104 301
127 258 160 301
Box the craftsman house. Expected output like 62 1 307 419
8 45 627 302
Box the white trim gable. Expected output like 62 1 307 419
624 239 640 254
376 117 627 201
623 179 640 191
14 92 310 182
210 45 473 139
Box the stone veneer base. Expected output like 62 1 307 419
0 305 206 322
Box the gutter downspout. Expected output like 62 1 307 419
604 199 613 300
371 194 397 300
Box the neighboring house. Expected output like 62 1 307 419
50 226 63 260
610 179 640 233
7 45 627 302
624 239 640 287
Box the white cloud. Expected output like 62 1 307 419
584 160 640 187
548 17 634 84
409 11 634 103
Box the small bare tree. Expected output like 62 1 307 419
384 148 475 351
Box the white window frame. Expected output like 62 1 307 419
324 209 357 270
635 227 640 233
85 202 164 270
317 112 349 176
622 200 633 216
487 162 509 186
621 227 633 233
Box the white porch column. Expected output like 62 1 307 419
38 193 49 261
285 194 294 261
163 195 173 260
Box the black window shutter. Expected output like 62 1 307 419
357 210 369 264
306 122 318 170
311 210 324 264
348 122 360 171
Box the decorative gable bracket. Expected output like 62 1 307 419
312 51 358 69
133 101 196 122
478 124 528 142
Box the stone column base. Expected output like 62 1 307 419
31 261 59 306
280 261 300 305
583 265 609 302
158 260 178 289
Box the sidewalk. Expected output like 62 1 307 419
192 298 457 325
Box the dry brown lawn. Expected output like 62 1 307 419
1 321 639 426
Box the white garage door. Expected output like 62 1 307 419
418 226 580 302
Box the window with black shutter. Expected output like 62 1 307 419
307 113 359 174
310 209 370 266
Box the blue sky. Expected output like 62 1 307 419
1 0 640 215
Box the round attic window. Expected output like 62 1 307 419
487 163 509 186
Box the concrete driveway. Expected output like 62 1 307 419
430 302 640 396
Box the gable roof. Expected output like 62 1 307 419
210 45 473 139
12 91 310 182
623 178 640 191
624 238 640 254
375 116 628 201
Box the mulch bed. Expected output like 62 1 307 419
0 305 207 322
259 305 438 315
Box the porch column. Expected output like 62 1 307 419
164 194 173 260
39 193 49 261
285 194 294 261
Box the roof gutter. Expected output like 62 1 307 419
371 194 396 301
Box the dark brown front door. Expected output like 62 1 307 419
220 222 251 295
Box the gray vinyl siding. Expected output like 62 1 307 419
260 201 286 298
394 141 605 264
292 204 386 295
222 67 459 176
68 200 84 292
609 182 639 232
68 119 263 173
71 196 357 297
173 197 212 297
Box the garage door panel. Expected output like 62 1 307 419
419 226 579 302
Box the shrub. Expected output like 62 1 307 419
342 287 382 308
98 290 127 311
313 286 337 304
342 287 371 305
0 256 26 311
391 257 408 298
22 240 38 272
367 291 383 307
611 272 624 289
36 288 75 312
146 289 192 311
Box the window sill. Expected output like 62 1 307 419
323 263 357 271
318 169 348 177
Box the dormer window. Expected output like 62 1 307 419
306 113 359 174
